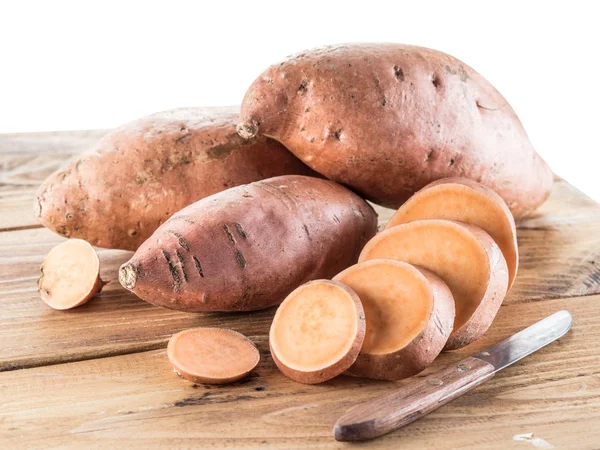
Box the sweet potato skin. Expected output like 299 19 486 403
119 175 378 312
238 43 553 219
35 107 316 250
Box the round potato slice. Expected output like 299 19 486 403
334 260 455 380
167 328 260 385
386 177 518 289
359 220 509 350
269 280 365 384
38 238 105 310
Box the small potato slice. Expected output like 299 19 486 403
167 328 260 385
334 259 455 380
386 177 519 289
359 220 509 350
38 238 104 310
269 280 365 384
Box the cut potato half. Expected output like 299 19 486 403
167 328 260 385
359 220 508 350
386 177 518 289
334 259 455 380
38 238 105 310
269 280 365 384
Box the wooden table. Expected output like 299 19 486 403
1 131 599 449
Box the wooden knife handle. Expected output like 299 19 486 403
334 356 495 442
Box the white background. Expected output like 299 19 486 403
1 0 599 201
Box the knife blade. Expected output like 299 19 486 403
473 309 572 372
334 310 573 442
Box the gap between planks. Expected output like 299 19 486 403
0 223 43 233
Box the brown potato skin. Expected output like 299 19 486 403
336 262 455 381
270 280 366 384
119 176 378 312
35 107 316 250
238 44 553 219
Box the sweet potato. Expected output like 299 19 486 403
167 328 260 385
269 280 365 384
359 220 508 350
38 239 105 310
237 43 553 219
334 260 454 380
386 178 518 288
119 175 377 312
35 107 315 250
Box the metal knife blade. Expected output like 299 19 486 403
473 310 572 372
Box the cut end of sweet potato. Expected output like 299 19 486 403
359 220 508 350
236 122 258 140
334 259 454 380
119 263 137 290
38 239 104 310
167 328 260 385
269 280 365 384
386 177 518 289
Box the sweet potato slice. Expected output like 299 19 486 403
38 238 105 310
269 280 365 384
334 260 455 380
167 328 260 385
386 177 519 289
359 220 509 350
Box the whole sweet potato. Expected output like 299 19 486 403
119 175 378 312
35 107 315 250
237 44 553 219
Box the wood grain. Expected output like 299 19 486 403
0 295 598 449
1 131 599 448
0 130 106 231
1 178 599 372
334 356 496 441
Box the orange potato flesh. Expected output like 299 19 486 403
269 280 365 384
359 220 508 349
386 177 518 289
167 328 260 385
38 239 104 310
335 260 432 355
334 259 454 380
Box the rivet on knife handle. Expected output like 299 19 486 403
333 357 495 441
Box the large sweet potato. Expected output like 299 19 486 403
237 44 553 219
119 175 378 312
35 107 315 250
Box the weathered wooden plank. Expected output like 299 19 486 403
0 130 108 156
0 130 107 231
1 178 599 372
0 227 273 371
1 295 598 449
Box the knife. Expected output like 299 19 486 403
334 310 572 442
